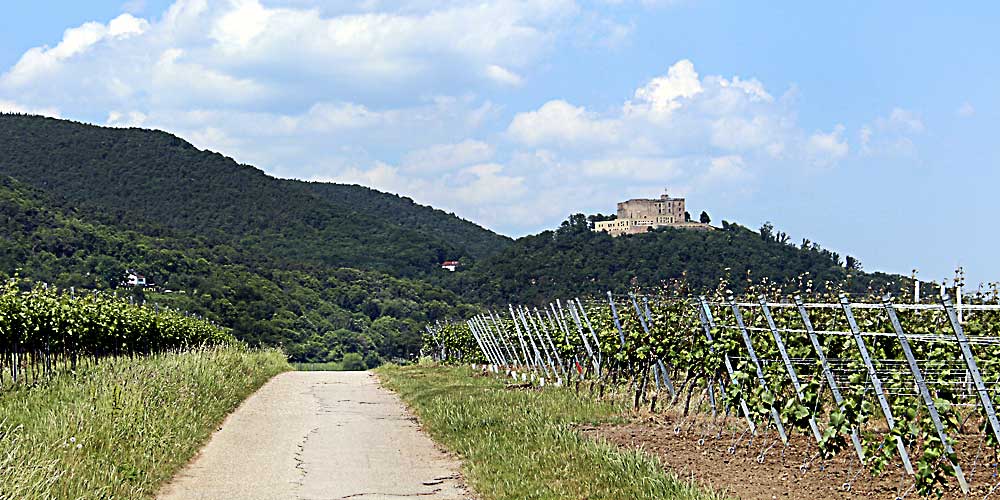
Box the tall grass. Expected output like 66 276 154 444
377 364 728 500
0 346 289 499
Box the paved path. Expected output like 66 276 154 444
157 371 470 500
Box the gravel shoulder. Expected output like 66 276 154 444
157 371 470 500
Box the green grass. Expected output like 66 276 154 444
376 364 728 500
0 346 290 499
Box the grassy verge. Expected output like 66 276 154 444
376 364 728 500
0 346 290 499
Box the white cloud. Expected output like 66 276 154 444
806 125 849 165
211 0 272 49
705 155 747 179
579 156 681 180
883 107 924 134
957 102 975 118
299 102 387 132
624 59 703 118
152 48 270 105
2 14 148 87
326 161 412 194
485 65 524 86
402 140 495 172
859 125 872 150
108 13 150 38
507 100 620 146
710 115 783 153
106 110 148 127
1 0 584 107
453 163 526 204
860 107 924 156
508 59 844 171
0 2 861 237
195 0 578 88
318 160 525 229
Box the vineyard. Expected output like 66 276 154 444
425 284 1000 498
0 279 233 388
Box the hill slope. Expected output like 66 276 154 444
1 113 907 360
0 114 511 277
0 174 477 363
442 214 905 304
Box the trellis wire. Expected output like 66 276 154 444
428 291 1000 497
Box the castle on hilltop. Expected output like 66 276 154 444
593 192 713 237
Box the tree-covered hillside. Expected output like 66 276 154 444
0 114 511 277
442 214 905 305
0 174 477 364
304 182 504 262
1 113 908 364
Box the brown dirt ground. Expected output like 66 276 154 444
581 411 1000 500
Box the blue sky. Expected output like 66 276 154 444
1 1 997 288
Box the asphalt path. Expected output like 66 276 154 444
157 371 470 500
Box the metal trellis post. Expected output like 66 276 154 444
538 309 567 381
489 311 524 367
567 300 600 377
883 295 969 493
630 293 677 399
758 296 823 443
794 296 865 463
575 298 603 364
472 316 500 368
943 294 1000 446
514 307 545 376
839 294 915 475
474 316 504 368
644 296 678 398
487 314 515 368
508 305 534 371
466 320 494 367
607 291 627 350
727 296 788 444
520 306 556 378
698 296 756 434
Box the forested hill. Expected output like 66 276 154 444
0 114 510 277
440 214 906 305
303 183 503 262
0 174 477 364
0 112 906 363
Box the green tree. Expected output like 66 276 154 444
699 211 711 224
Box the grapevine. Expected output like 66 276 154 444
428 277 1000 497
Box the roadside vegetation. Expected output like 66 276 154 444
377 364 728 500
0 346 289 499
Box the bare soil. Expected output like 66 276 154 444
581 411 1000 500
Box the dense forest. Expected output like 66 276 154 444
1 113 906 364
438 213 906 305
0 114 504 365
0 114 510 278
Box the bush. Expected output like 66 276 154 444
341 352 365 371
363 351 382 369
